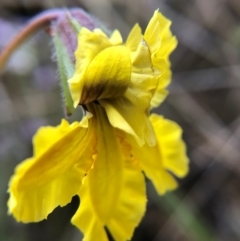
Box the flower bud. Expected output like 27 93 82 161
50 8 107 115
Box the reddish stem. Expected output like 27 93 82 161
0 11 61 73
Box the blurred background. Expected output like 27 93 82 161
1 0 240 240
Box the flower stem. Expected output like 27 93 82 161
0 10 62 73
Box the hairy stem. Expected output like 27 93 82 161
0 10 62 73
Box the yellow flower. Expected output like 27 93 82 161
68 10 177 147
8 10 188 241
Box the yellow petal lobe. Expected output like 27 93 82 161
150 114 189 177
72 106 146 241
100 98 156 147
68 27 112 107
107 130 146 241
126 114 188 195
80 45 131 104
125 24 142 52
8 116 95 222
110 30 123 45
88 105 123 222
144 10 178 108
69 27 131 107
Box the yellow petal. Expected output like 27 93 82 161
93 28 109 38
126 114 188 195
126 21 164 111
72 177 109 241
150 114 189 177
145 10 177 57
144 10 162 55
67 72 85 108
75 28 111 73
130 40 153 73
73 167 146 241
88 105 123 222
107 130 146 241
72 116 146 241
69 27 132 106
68 27 112 107
100 97 156 147
144 10 178 109
8 115 95 222
150 34 177 109
125 24 142 52
151 66 171 108
128 136 178 195
150 87 169 108
110 30 123 45
124 72 158 111
72 105 123 238
79 45 131 104
157 36 177 60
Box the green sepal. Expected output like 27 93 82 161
53 33 75 116
66 11 82 33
